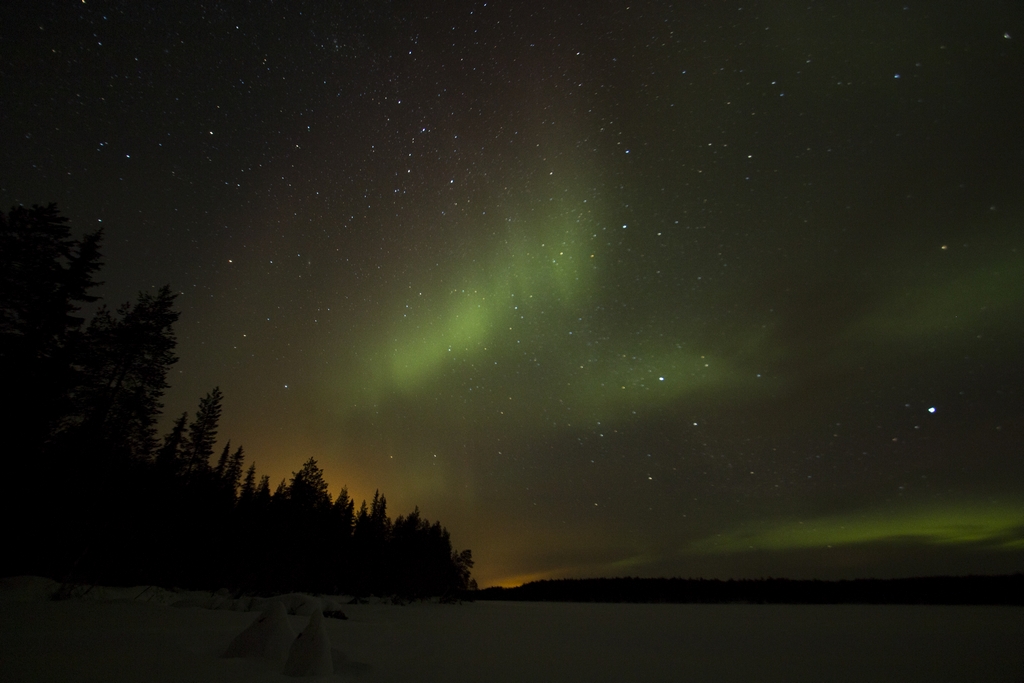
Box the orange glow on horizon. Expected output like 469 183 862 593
482 569 563 589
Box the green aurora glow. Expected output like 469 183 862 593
5 0 1023 586
691 502 1024 554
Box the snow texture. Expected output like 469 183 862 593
283 609 334 677
222 600 296 665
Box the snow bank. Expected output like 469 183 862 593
1 577 1021 682
223 602 351 677
222 600 295 665
170 590 349 616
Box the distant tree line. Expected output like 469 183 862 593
473 575 1024 605
1 204 473 598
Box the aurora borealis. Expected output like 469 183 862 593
3 1 1022 587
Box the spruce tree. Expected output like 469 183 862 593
224 445 245 498
182 387 222 475
214 441 231 478
332 486 355 536
0 203 103 455
254 475 272 506
289 457 332 512
239 463 257 505
156 411 189 475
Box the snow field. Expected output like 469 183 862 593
1 577 1022 682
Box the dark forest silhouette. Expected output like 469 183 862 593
473 575 1023 605
1 204 474 598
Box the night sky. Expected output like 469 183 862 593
3 1 1023 587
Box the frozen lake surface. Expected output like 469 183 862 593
1 578 1021 682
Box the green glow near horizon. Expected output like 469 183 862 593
690 502 1024 554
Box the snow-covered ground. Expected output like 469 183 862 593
1 576 1021 682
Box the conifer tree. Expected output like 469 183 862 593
70 286 179 458
332 486 355 536
182 387 222 475
239 463 257 505
212 441 244 502
355 500 369 530
224 445 245 498
1 203 103 454
452 549 475 592
156 411 188 475
254 475 272 507
289 457 332 512
369 490 391 540
214 441 231 478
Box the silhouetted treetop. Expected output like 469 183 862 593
288 456 332 512
70 285 180 458
0 203 103 351
183 387 222 475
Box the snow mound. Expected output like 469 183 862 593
172 593 256 611
282 609 334 677
66 584 188 604
222 600 296 665
246 593 348 616
209 595 258 611
251 593 319 616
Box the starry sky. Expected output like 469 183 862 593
3 0 1023 587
